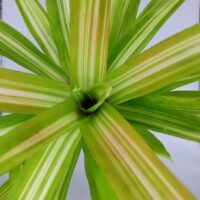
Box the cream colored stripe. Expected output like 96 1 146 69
109 33 200 99
27 141 64 200
0 78 68 97
0 88 64 102
38 131 80 199
21 0 59 64
101 108 186 199
0 113 77 163
89 1 100 86
0 95 54 108
0 32 63 81
97 113 160 198
19 143 54 199
112 35 200 86
92 130 146 198
57 0 70 51
0 125 19 136
110 0 179 70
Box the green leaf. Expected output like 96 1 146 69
0 69 68 114
0 99 81 175
0 21 66 82
108 0 184 71
140 94 200 115
2 114 81 200
0 159 24 199
109 0 140 53
165 91 200 99
0 113 32 136
109 0 124 53
16 0 60 66
107 24 200 105
175 73 200 88
46 0 70 73
132 124 171 159
70 0 111 89
1 165 24 199
116 0 140 42
0 115 30 199
9 165 23 185
81 103 194 199
51 135 81 200
0 180 9 199
7 129 81 200
154 72 200 95
117 98 200 142
84 144 118 200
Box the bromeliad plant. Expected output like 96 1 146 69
0 0 199 199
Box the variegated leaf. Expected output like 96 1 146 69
70 0 111 89
0 99 81 175
117 98 200 142
8 129 81 200
82 103 194 199
46 0 70 73
16 0 60 65
0 69 68 114
108 0 183 71
107 24 200 105
0 21 66 82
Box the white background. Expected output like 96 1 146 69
0 0 200 199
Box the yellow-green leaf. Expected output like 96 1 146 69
107 24 200 105
70 0 111 89
82 103 194 199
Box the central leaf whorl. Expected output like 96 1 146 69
71 82 112 114
81 94 98 110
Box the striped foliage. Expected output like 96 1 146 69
117 97 200 142
107 24 200 105
7 130 81 200
0 99 81 175
115 0 140 41
0 0 199 199
108 0 184 71
0 115 31 199
109 0 140 53
46 0 70 73
51 137 81 200
81 103 194 199
70 0 111 89
84 144 118 200
0 21 66 82
0 68 68 113
16 0 60 65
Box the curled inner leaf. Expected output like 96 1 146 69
71 82 112 114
